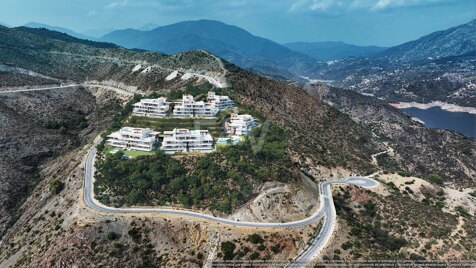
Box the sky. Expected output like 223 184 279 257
0 0 474 46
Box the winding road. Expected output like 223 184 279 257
83 146 378 263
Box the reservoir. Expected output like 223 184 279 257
401 106 476 138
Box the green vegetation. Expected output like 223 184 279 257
376 153 404 174
95 104 296 213
220 241 236 260
49 179 64 195
247 233 264 244
427 173 443 185
43 114 88 134
455 206 470 218
105 147 155 158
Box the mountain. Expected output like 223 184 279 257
0 24 475 266
0 21 10 27
81 28 117 38
138 23 160 31
24 22 96 41
100 19 314 80
284 41 387 61
379 19 476 61
308 20 476 106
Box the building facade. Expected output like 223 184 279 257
133 97 170 118
226 114 258 136
160 128 214 154
106 127 159 151
208 91 236 110
173 95 219 118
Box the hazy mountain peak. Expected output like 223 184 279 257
24 21 96 41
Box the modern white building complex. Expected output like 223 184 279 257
208 91 236 110
132 97 170 117
160 128 214 154
226 114 258 136
106 127 159 151
173 95 219 118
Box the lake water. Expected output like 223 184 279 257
401 107 476 138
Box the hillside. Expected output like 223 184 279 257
307 84 476 187
24 22 96 41
100 19 314 80
0 26 475 266
308 20 476 106
284 41 387 61
0 25 384 236
379 19 476 62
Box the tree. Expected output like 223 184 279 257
218 197 231 214
220 241 236 260
49 179 64 195
247 233 264 244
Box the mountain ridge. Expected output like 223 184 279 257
284 41 387 61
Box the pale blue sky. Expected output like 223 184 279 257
0 0 474 46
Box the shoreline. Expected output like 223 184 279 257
389 101 476 115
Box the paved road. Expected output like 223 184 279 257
0 84 79 94
84 147 377 229
0 83 136 96
83 146 378 263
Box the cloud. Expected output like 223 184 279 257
290 0 456 14
104 0 128 10
86 10 97 17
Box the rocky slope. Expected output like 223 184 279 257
307 20 476 106
307 84 476 187
0 87 124 238
379 19 476 62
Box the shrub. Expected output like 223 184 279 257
247 233 264 244
270 244 281 254
220 241 236 260
49 179 64 195
455 206 470 217
107 232 120 240
427 173 443 185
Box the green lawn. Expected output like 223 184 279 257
105 146 155 158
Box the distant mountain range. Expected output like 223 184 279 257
24 22 96 41
283 41 387 61
19 19 476 87
100 19 314 81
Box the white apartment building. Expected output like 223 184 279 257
106 127 159 151
207 91 236 110
160 128 214 154
226 114 258 136
173 95 219 118
133 97 170 118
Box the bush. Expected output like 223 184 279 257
49 179 64 195
270 244 281 253
427 173 443 185
220 241 236 260
247 233 264 244
455 206 470 217
107 232 120 240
